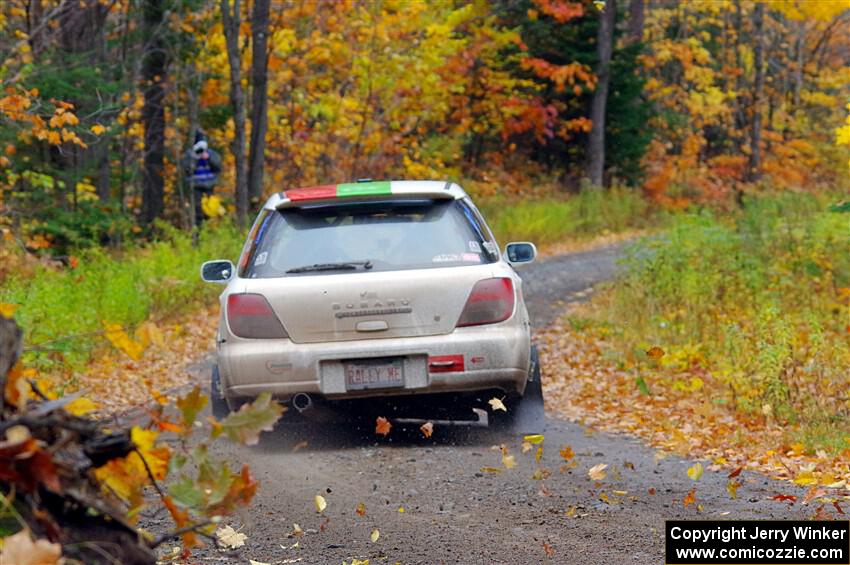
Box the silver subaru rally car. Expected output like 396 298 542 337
201 180 543 431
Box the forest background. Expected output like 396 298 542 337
0 0 849 560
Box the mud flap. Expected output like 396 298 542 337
210 365 231 420
493 346 545 435
510 346 546 434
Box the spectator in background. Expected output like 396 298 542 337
182 130 222 227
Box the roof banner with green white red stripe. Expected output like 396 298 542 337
285 181 391 202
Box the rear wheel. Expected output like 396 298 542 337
492 346 545 435
210 365 231 420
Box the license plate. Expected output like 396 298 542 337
345 357 404 390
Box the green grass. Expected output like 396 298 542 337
478 187 660 246
1 222 244 371
588 191 850 442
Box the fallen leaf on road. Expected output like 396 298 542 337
648 488 656 495
370 529 380 542
771 494 797 503
315 494 327 513
249 560 271 565
793 470 818 486
480 466 502 473
355 502 366 516
531 468 551 480
291 523 303 536
292 441 308 452
521 441 533 454
216 525 247 549
588 463 608 481
834 501 845 514
683 488 696 507
375 417 392 437
559 445 574 461
802 487 826 505
726 479 740 499
523 434 544 444
543 541 555 557
397 506 405 513
535 445 543 462
687 463 703 481
598 492 611 504
420 422 433 438
727 466 742 478
488 397 507 412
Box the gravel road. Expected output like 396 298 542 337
174 243 806 565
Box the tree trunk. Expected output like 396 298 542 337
792 20 805 110
586 0 617 187
747 1 765 182
221 0 248 226
627 0 645 44
140 0 168 225
248 0 271 209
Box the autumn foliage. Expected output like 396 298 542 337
0 312 283 563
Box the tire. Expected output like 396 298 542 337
210 364 231 420
492 346 546 435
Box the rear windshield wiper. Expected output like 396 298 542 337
286 261 373 274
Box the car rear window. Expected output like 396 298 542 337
238 199 497 278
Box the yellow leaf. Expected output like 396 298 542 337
793 471 818 486
103 322 145 361
90 123 105 135
523 434 544 444
726 479 740 499
521 441 533 454
559 445 574 461
370 529 380 543
535 445 543 462
0 302 17 318
588 463 608 481
64 396 98 416
502 453 516 469
315 494 327 513
292 523 303 536
480 467 502 473
397 506 405 513
488 397 507 412
687 462 703 482
94 426 170 509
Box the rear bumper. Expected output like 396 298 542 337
218 322 531 401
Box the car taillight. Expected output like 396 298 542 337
227 294 288 339
456 278 515 327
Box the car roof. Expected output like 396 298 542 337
264 180 468 210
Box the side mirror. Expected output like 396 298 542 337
201 260 235 284
504 242 537 265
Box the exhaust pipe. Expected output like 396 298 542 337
292 392 313 413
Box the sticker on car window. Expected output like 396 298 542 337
469 241 481 253
432 254 463 263
462 253 482 262
254 251 268 266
